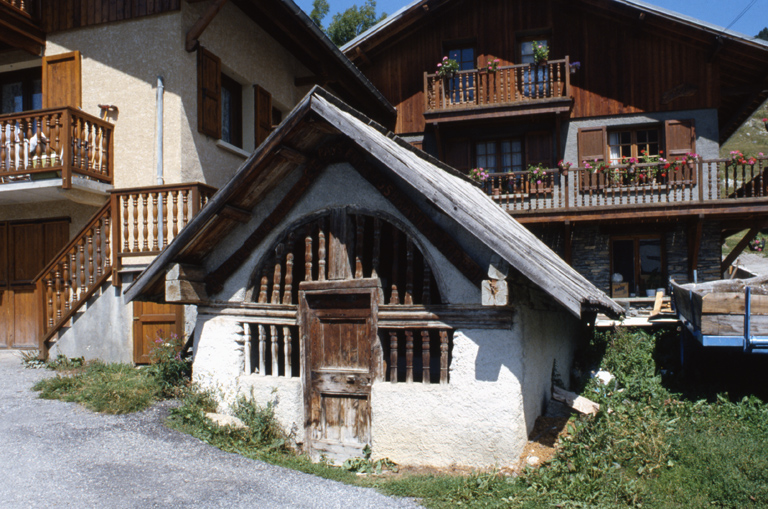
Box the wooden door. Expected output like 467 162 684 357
132 301 184 364
42 51 81 109
300 280 380 462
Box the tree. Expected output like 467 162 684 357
757 27 768 41
310 0 329 30
326 0 386 47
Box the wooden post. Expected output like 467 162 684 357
258 324 266 375
270 325 279 376
61 109 72 189
283 326 292 377
389 331 398 383
243 323 251 374
422 330 430 384
440 330 449 384
405 330 413 383
564 55 571 98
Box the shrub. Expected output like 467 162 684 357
145 330 191 397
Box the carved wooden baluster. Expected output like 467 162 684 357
283 250 294 305
405 237 414 305
355 215 364 278
243 323 251 375
104 215 111 272
304 229 313 281
390 229 400 304
25 117 32 170
0 120 6 174
271 244 283 304
283 327 292 377
440 330 449 384
372 218 381 279
80 116 87 169
132 194 140 253
89 122 97 172
422 330 431 384
172 190 179 238
121 195 129 253
182 189 189 226
270 325 279 376
54 264 62 321
34 116 42 161
152 193 159 251
87 228 94 285
422 262 431 304
79 238 86 298
142 193 149 252
405 330 413 383
258 268 268 303
95 220 102 277
70 250 77 305
101 125 109 175
62 256 71 312
389 331 398 383
53 112 61 166
317 218 326 281
43 115 52 167
258 324 266 375
46 276 54 329
162 192 169 248
71 117 79 170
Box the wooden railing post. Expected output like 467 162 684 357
564 55 571 98
61 108 72 189
698 159 705 202
563 169 571 209
423 72 429 112
110 192 121 283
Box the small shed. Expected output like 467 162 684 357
127 87 621 468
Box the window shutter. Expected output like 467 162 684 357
665 119 696 185
577 126 607 163
0 223 7 288
254 84 272 147
197 47 221 138
445 138 470 172
525 131 553 166
42 51 81 109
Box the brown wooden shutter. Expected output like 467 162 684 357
197 47 221 138
42 51 81 109
445 138 470 172
577 126 607 163
525 131 553 166
665 119 696 184
0 223 7 288
255 84 272 147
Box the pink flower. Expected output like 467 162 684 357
763 117 767 122
437 63 442 68
443 56 448 61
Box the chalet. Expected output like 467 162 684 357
341 0 768 298
0 0 394 360
126 87 623 467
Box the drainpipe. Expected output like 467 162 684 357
156 76 164 186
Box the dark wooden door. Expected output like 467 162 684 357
133 301 184 364
300 280 380 462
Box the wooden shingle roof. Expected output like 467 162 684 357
126 87 622 319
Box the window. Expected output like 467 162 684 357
446 46 475 103
519 38 548 65
611 236 664 296
474 133 548 173
519 38 549 96
608 128 660 163
220 73 242 148
0 68 42 114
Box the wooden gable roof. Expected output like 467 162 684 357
342 0 768 142
125 87 623 319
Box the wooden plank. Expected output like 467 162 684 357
702 293 768 316
701 314 768 336
42 51 82 109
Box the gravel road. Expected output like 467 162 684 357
0 351 419 508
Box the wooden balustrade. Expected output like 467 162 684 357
0 0 36 17
110 182 216 267
425 57 571 112
0 107 113 188
241 322 299 377
383 328 451 384
35 182 216 346
484 157 768 213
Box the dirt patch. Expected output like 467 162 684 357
512 415 572 473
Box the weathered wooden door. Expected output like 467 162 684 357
132 301 184 364
300 280 380 462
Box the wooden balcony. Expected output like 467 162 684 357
423 58 573 123
481 158 768 223
0 0 43 54
36 182 217 344
0 107 113 189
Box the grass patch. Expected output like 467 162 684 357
166 328 768 508
722 229 768 258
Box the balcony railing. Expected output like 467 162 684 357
424 57 572 113
481 158 768 213
0 0 37 18
0 107 113 189
35 182 217 344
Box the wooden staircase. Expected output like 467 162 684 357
34 182 216 357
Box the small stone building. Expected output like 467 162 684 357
127 88 621 468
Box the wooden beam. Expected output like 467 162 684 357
218 204 252 224
687 216 703 281
275 145 309 165
185 0 228 52
721 226 761 275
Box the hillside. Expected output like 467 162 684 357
720 99 768 157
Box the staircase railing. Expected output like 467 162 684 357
35 182 216 350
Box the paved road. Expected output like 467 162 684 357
0 352 418 508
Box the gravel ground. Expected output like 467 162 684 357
0 351 419 508
736 252 768 276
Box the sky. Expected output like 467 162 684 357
294 0 768 39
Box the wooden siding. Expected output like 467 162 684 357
354 0 719 135
40 0 180 33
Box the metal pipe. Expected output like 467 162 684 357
156 76 164 186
